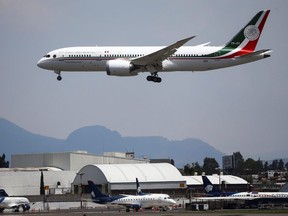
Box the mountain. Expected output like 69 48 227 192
0 118 225 167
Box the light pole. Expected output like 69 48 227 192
76 172 85 209
215 167 222 193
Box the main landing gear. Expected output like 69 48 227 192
147 72 162 83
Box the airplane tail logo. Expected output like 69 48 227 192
205 184 214 193
244 25 260 41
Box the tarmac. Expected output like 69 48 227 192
2 208 288 216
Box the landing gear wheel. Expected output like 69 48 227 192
147 76 152 81
57 75 62 81
146 73 161 83
126 208 130 212
156 77 161 83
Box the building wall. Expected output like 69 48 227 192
0 170 76 196
11 152 149 171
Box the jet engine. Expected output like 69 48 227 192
106 60 137 76
131 204 141 212
22 204 30 211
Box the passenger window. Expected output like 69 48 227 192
53 54 56 58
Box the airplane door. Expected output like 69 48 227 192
158 197 162 203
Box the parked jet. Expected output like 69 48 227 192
197 191 288 202
198 176 288 206
135 178 175 210
37 10 271 83
88 180 176 212
0 189 30 213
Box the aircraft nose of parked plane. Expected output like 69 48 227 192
171 199 177 205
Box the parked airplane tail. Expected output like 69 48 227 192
202 176 219 194
88 180 109 200
136 178 145 195
0 189 9 197
220 10 270 58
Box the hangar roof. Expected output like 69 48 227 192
184 175 248 185
73 163 184 185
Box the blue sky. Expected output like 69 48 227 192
0 0 287 160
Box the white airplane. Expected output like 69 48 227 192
135 178 174 211
0 189 30 213
88 180 176 212
37 10 271 83
196 191 288 201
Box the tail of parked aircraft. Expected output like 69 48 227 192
136 178 146 195
219 10 270 58
0 189 9 197
202 176 219 195
88 180 109 201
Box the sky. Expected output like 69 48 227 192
0 0 287 161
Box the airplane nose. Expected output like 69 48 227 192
37 58 47 69
37 59 43 68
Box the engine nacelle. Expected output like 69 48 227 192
106 60 137 76
131 204 141 211
22 204 30 211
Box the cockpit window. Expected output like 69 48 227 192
44 54 50 58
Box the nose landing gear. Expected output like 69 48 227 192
54 70 62 81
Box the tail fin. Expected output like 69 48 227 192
87 180 109 200
222 10 270 57
0 189 9 197
202 176 218 194
136 178 144 195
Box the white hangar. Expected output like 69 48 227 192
183 174 249 194
73 163 186 196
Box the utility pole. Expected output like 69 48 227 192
76 172 85 210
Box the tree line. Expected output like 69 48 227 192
0 154 9 168
182 152 288 176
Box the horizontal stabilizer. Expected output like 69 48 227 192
236 49 272 59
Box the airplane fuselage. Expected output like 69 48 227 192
110 193 176 209
37 45 269 73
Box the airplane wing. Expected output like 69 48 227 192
131 36 195 66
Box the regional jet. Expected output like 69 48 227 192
37 10 271 83
0 189 30 213
196 176 288 206
88 180 176 212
